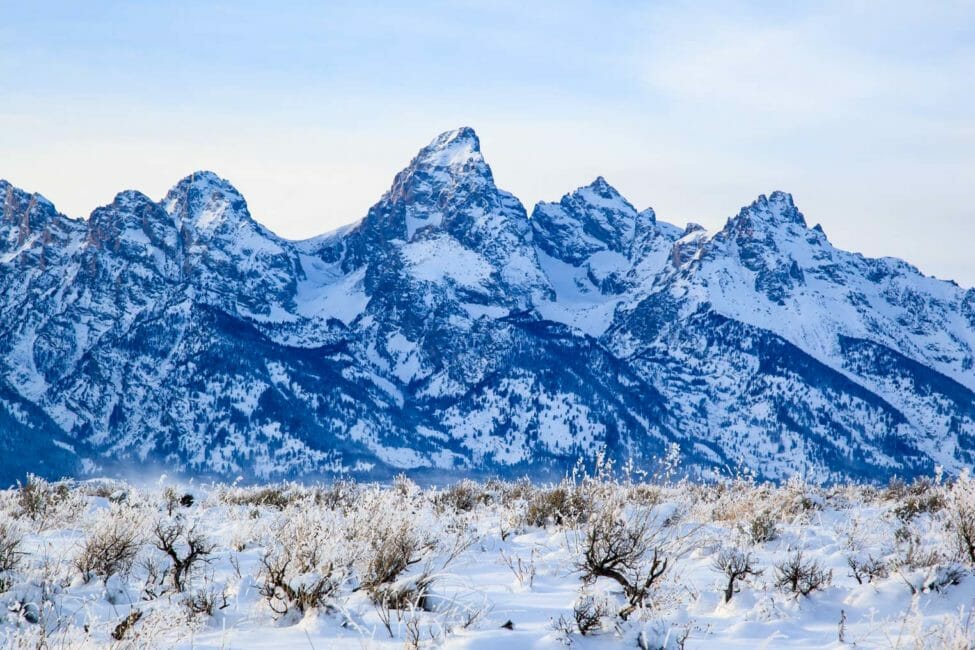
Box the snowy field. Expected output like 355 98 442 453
2 465 975 649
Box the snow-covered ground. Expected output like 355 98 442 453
2 467 974 649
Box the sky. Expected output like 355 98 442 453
2 1 973 285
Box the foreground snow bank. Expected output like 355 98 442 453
2 468 975 648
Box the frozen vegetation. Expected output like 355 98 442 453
2 460 975 648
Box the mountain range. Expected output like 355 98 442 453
2 127 974 484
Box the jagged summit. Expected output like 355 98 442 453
87 190 173 247
584 175 618 195
356 126 534 253
111 189 154 204
164 170 246 204
0 181 65 250
531 176 639 266
388 127 493 200
390 127 494 198
562 176 630 203
575 176 635 211
727 191 807 231
172 169 239 191
0 178 36 196
415 126 483 167
0 180 57 217
161 170 253 231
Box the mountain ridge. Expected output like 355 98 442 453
2 127 973 484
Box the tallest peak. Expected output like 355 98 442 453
431 126 479 148
414 127 483 170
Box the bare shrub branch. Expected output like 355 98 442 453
774 550 832 597
151 518 215 593
75 513 142 582
712 547 763 603
577 506 671 620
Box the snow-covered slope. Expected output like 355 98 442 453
1 129 973 482
609 192 975 480
532 177 681 336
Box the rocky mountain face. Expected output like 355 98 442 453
2 128 974 484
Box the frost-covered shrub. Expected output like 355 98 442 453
693 477 773 529
892 478 946 521
892 523 943 570
393 473 420 499
846 553 888 585
573 591 610 635
949 509 975 567
884 477 911 500
745 510 779 545
0 519 23 592
434 479 489 513
74 507 143 582
627 484 664 508
75 517 141 582
898 562 967 596
258 507 346 619
917 605 975 648
361 521 431 598
577 503 671 620
261 548 343 619
353 493 437 602
224 505 272 552
712 547 763 603
943 470 975 566
774 550 832 597
779 476 823 518
893 494 945 521
497 477 536 507
147 517 215 594
924 564 966 593
16 475 82 528
349 488 475 614
824 482 879 509
313 479 360 510
217 483 300 510
525 482 588 527
184 583 229 617
17 475 66 520
635 619 694 650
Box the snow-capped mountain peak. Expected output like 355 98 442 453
578 175 631 206
162 170 254 233
86 189 178 255
388 126 492 205
0 181 64 250
369 126 523 245
412 126 485 172
726 190 807 234
531 176 638 264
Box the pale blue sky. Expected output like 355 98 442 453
2 1 973 284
